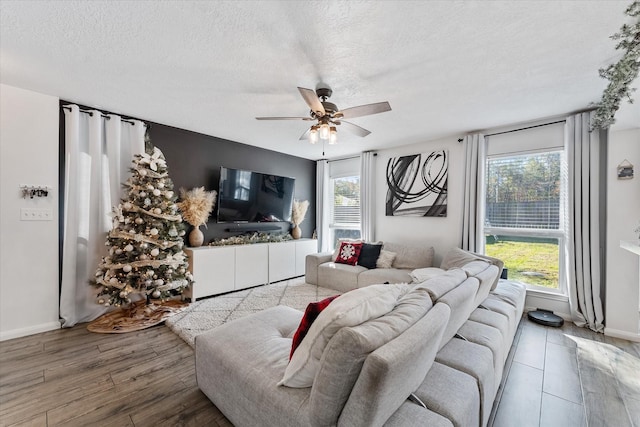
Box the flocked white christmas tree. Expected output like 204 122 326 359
92 145 193 307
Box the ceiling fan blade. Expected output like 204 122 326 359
336 101 391 120
335 120 371 137
299 128 311 140
256 116 313 120
297 87 326 117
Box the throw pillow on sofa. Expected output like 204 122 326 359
334 241 363 266
279 283 410 388
290 295 340 359
358 243 383 269
376 250 397 268
331 239 362 262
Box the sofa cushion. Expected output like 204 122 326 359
458 320 505 388
318 263 366 293
339 303 451 427
357 242 383 269
413 362 481 427
410 267 447 283
357 268 412 287
384 242 435 269
195 306 312 427
416 268 468 302
435 338 495 427
279 283 409 388
335 241 363 266
376 249 397 268
440 247 504 290
460 260 491 276
481 297 520 345
436 277 480 350
290 295 340 359
308 282 434 426
469 307 510 360
491 280 527 313
472 264 500 307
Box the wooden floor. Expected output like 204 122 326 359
1 318 639 426
0 324 229 427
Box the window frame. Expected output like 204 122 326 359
328 171 361 250
483 146 567 295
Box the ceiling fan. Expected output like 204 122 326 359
256 85 391 144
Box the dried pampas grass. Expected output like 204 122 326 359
177 187 217 227
291 199 309 226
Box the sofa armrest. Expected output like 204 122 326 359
305 252 333 285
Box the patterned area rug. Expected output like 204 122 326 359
165 277 341 347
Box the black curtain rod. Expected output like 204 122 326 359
484 120 565 138
61 105 146 127
327 154 361 163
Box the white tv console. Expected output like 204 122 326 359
184 239 318 301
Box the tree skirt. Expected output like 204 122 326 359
87 299 190 333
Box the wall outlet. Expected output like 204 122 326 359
20 208 53 221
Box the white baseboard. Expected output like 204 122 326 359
524 290 571 321
0 321 61 342
604 327 640 343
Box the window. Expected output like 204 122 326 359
328 157 361 249
330 176 361 248
483 122 566 293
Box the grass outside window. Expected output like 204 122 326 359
485 237 559 289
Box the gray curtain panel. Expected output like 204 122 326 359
461 134 486 252
360 151 376 242
565 111 605 332
316 159 330 252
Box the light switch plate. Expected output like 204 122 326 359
20 208 53 221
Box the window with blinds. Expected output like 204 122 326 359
329 175 361 248
485 152 561 230
331 176 361 225
484 122 567 293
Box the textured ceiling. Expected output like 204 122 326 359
1 0 638 160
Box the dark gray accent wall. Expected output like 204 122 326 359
149 123 316 243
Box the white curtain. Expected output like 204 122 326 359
461 134 486 252
360 151 376 242
565 112 605 332
60 105 145 327
316 159 331 253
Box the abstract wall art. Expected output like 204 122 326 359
385 150 448 217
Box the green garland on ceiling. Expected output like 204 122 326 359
592 0 640 129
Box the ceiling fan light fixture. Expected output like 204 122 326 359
319 123 330 140
329 126 337 145
309 125 319 144
257 85 391 146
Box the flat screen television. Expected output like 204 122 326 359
217 166 295 223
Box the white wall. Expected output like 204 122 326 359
375 136 464 266
0 84 60 340
605 127 640 341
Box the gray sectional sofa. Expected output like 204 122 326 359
195 247 526 427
